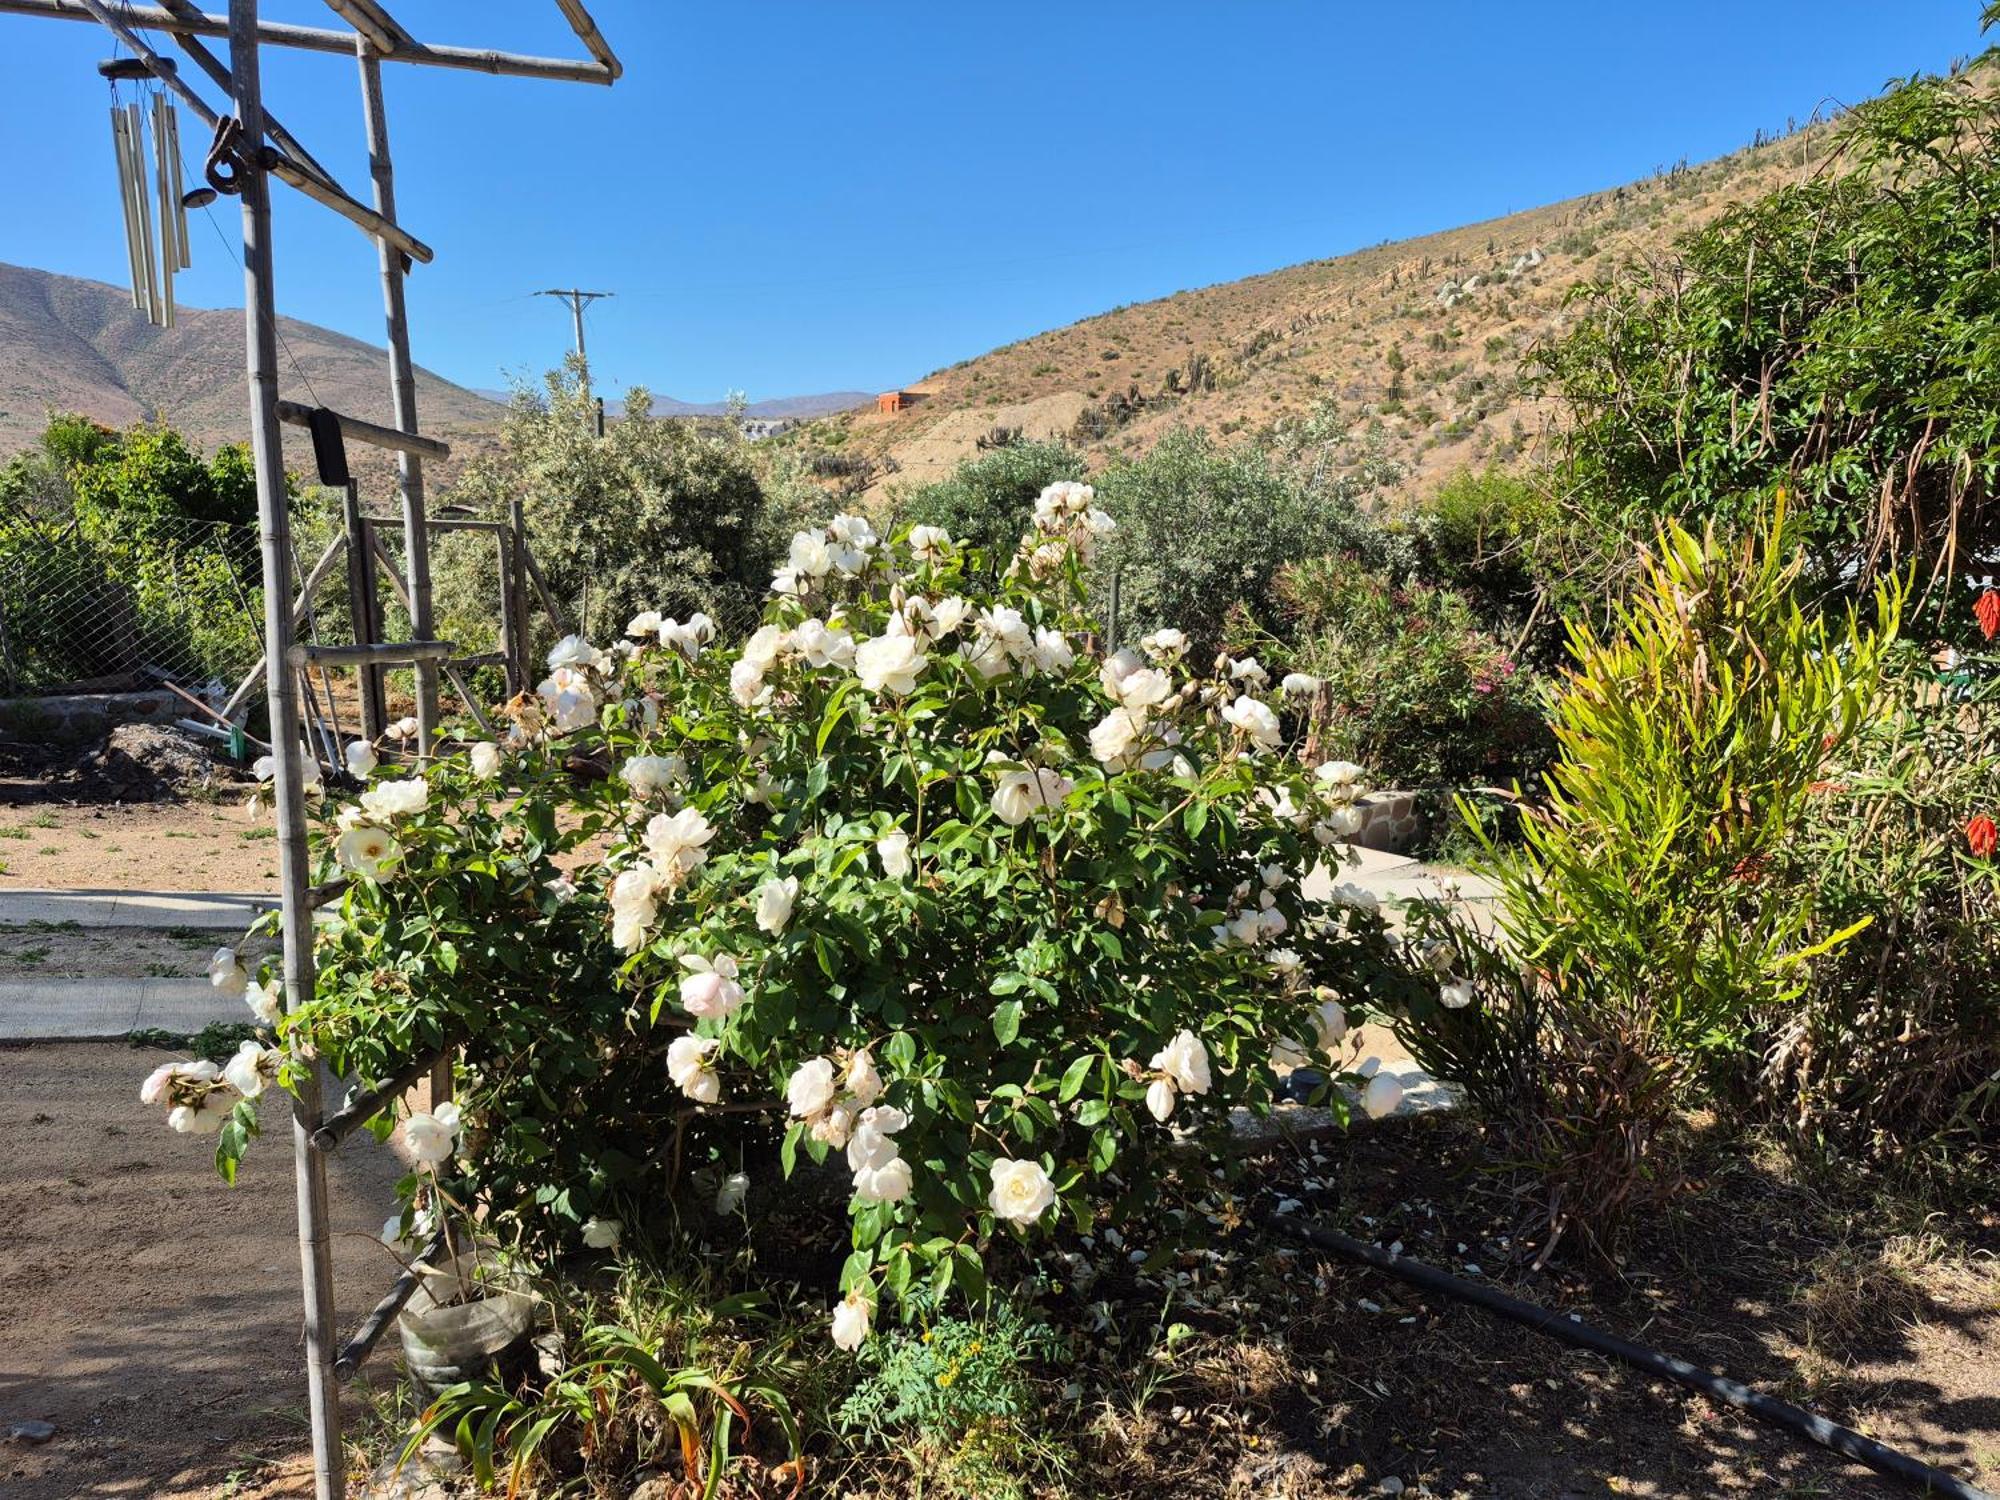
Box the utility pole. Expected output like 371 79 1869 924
535 285 612 398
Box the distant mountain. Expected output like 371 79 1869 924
584 390 874 421
0 262 504 482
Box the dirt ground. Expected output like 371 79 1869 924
0 801 280 893
0 1042 411 1500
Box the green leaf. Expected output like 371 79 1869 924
992 999 1022 1045
1058 1054 1095 1102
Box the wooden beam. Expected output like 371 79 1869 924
0 0 618 83
333 1228 446 1381
311 1050 443 1152
287 639 454 668
276 400 450 460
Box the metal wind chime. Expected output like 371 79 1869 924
104 54 200 326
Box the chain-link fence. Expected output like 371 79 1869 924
0 503 265 697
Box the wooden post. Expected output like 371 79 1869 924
357 41 438 763
508 496 533 689
227 3 342 1495
495 522 520 697
341 483 385 740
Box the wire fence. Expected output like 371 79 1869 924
0 503 267 698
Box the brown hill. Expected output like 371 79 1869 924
842 122 1842 507
0 261 502 488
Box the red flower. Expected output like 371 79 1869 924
1969 814 1999 860
1976 589 2000 643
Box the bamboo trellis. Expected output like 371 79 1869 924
0 5 619 1498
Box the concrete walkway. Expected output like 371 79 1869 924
0 887 270 930
0 977 235 1040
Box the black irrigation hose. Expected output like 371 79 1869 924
1261 1211 1996 1500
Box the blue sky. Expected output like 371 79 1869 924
0 2 1986 402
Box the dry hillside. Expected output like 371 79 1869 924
832 121 1843 508
0 261 502 491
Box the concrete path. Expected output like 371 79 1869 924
0 977 241 1041
0 887 270 930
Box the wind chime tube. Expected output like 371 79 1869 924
152 93 175 326
125 100 161 325
164 100 190 267
110 105 145 310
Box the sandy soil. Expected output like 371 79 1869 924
0 803 279 893
0 1043 411 1500
0 925 280 982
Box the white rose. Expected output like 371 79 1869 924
667 1034 721 1102
344 740 378 778
1227 655 1271 689
730 658 768 708
208 947 248 997
1030 627 1074 674
222 1039 281 1098
931 595 973 637
906 524 952 560
678 954 744 1019
854 1155 913 1203
660 613 716 658
793 618 857 670
359 776 428 820
1141 627 1187 661
139 1061 177 1105
845 1049 885 1106
1329 881 1380 911
1112 666 1173 711
581 1216 622 1249
1362 1072 1405 1119
1315 759 1367 790
403 1108 459 1165
469 742 503 780
538 667 598 731
1221 694 1282 751
546 634 596 671
1089 708 1146 768
621 755 685 799
988 1157 1056 1224
789 530 834 579
787 1057 839 1119
991 768 1074 826
244 976 283 1026
714 1171 750 1215
1313 997 1349 1051
755 875 799 935
854 632 927 695
1145 1078 1177 1123
1151 1029 1211 1094
1099 647 1146 698
813 1097 860 1149
626 610 663 639
875 828 912 879
1441 976 1476 1010
1281 672 1321 697
830 1289 871 1350
387 715 420 741
336 824 399 880
644 808 715 875
168 1093 233 1134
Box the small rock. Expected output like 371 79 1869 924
1379 1478 1406 1496
5 1420 56 1444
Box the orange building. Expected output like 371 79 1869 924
877 390 906 414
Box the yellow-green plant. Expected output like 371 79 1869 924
1395 500 1900 1251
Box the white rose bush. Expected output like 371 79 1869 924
149 484 1408 1348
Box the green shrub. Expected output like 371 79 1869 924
893 439 1085 570
1391 505 1899 1253
1093 427 1383 648
1276 555 1551 791
1771 626 2000 1163
1531 57 2000 619
446 363 774 645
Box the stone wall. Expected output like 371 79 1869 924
1348 790 1426 854
0 690 182 745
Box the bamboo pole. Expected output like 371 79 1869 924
508 497 533 690
357 43 438 764
226 4 341 1494
358 36 451 1145
0 0 617 82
